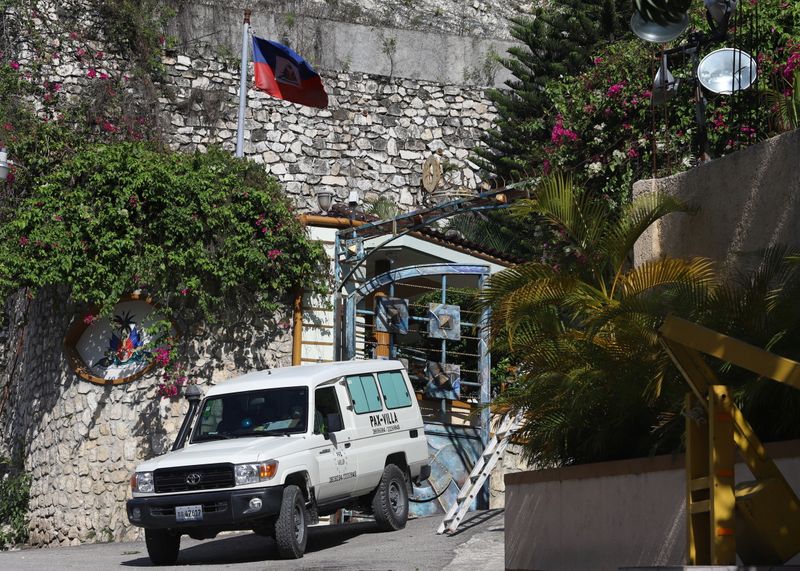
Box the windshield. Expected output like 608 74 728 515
192 387 308 442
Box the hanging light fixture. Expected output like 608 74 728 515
652 53 679 105
705 0 737 27
316 190 334 213
631 10 689 43
0 148 10 182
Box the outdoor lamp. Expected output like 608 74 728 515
705 0 737 27
316 190 334 213
0 147 10 182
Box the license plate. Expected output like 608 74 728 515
175 504 203 522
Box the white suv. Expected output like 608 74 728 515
127 360 430 564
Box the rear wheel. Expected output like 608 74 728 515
371 464 409 531
274 485 308 559
144 529 180 565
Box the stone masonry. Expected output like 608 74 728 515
1 1 505 547
160 53 497 214
0 288 293 546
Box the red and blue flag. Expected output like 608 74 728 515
252 36 328 109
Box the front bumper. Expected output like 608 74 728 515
127 487 283 530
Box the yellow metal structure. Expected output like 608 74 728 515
659 315 800 565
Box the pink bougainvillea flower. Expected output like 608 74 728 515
102 121 117 133
543 159 552 175
87 68 97 78
607 82 626 97
83 314 96 325
9 61 19 70
550 115 579 146
53 214 62 221
96 51 104 59
76 48 86 57
69 31 79 40
180 288 189 296
627 147 639 159
593 57 603 65
99 72 109 80
267 249 282 260
261 226 269 234
18 236 29 246
154 347 171 366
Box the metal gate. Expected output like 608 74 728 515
341 263 491 445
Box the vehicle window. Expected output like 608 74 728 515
314 386 343 434
345 374 383 414
377 371 412 409
192 387 308 442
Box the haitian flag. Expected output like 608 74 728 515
252 36 328 109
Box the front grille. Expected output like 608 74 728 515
154 464 235 493
150 501 228 516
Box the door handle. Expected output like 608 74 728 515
344 442 351 448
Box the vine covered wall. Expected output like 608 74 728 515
0 0 501 548
0 288 293 546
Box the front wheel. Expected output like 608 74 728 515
274 485 308 559
371 464 409 531
144 529 180 565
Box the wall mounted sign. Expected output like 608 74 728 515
64 294 174 385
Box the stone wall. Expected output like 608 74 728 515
33 46 497 215
171 0 524 86
1 1 507 547
0 288 292 546
158 52 497 212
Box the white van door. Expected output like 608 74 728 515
311 385 357 502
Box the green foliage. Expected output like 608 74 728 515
0 143 327 322
365 196 403 219
0 459 31 549
480 0 800 208
476 0 631 179
94 0 175 77
486 176 800 466
484 175 716 465
768 70 800 130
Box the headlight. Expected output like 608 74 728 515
234 461 278 486
131 472 154 493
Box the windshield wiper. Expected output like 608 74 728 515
193 433 232 442
247 430 292 437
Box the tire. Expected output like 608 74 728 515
144 529 180 566
371 464 409 531
274 485 308 559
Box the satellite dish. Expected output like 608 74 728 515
630 11 688 43
697 48 757 94
421 155 442 193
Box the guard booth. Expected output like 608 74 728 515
295 212 517 516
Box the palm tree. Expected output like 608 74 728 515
483 174 717 466
697 246 800 443
767 70 800 132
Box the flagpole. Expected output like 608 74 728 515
235 8 251 158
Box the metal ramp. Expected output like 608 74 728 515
437 411 524 534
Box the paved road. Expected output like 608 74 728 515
0 510 504 571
